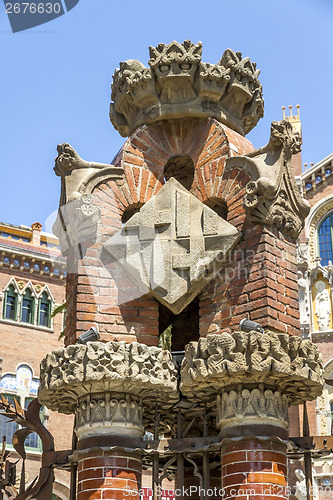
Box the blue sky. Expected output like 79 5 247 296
0 0 332 229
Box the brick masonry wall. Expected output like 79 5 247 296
200 227 299 336
65 116 300 344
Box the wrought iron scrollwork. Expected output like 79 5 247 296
0 395 55 499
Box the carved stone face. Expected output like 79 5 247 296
151 59 199 103
103 178 241 314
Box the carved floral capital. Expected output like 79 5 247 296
38 341 179 414
180 331 323 405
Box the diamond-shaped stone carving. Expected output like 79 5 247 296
104 178 241 314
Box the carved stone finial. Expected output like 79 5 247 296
110 41 264 137
226 119 310 238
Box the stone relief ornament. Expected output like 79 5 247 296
216 385 289 430
297 271 311 337
180 331 323 406
315 280 332 331
38 341 179 415
226 120 310 239
110 40 264 137
297 243 309 266
295 469 307 500
53 143 124 255
75 392 144 439
103 177 241 314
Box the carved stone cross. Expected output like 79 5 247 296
104 178 241 313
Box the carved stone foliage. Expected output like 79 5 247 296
180 331 323 405
110 40 264 137
38 341 179 414
216 385 289 430
103 177 241 314
226 120 310 239
75 392 144 439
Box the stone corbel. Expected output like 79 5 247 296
226 120 310 238
53 143 124 255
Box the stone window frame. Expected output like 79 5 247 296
306 195 333 268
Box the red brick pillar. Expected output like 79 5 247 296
221 439 288 499
77 451 141 500
216 385 289 500
74 393 144 500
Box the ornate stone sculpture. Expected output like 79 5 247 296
38 341 179 415
216 385 289 430
226 120 310 238
315 280 332 331
103 177 241 314
297 271 311 338
110 40 264 137
53 143 123 255
180 331 323 405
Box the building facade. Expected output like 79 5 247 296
293 148 333 495
0 221 72 499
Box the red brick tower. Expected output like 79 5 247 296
38 41 323 500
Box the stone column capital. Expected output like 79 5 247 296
180 331 323 405
38 341 179 414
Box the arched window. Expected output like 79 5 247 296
318 213 333 266
3 285 17 321
38 292 51 328
0 365 43 451
21 289 34 324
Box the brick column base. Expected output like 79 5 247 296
221 439 288 500
77 450 142 500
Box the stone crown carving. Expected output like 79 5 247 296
38 341 179 414
110 40 264 137
226 120 310 238
180 331 323 405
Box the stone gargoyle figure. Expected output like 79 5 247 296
54 143 123 205
226 119 310 238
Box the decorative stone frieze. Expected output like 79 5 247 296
226 120 310 238
216 385 289 431
75 392 144 439
110 40 264 137
38 341 179 414
103 177 241 314
180 331 323 405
